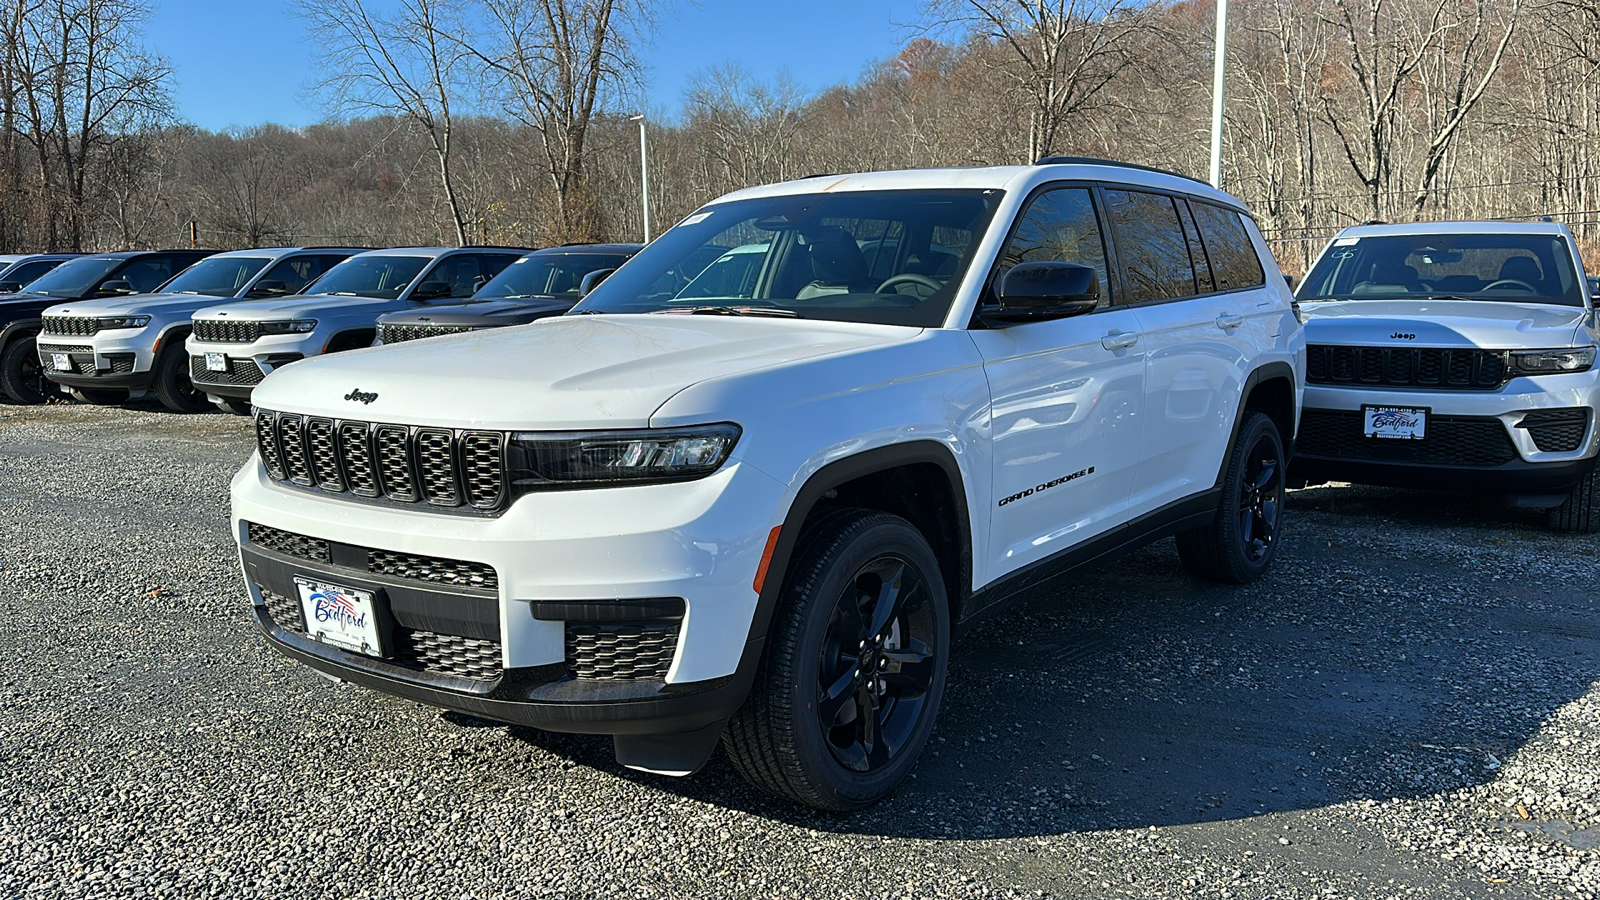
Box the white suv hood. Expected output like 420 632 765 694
251 314 920 429
1301 299 1589 349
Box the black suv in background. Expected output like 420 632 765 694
375 243 642 344
0 250 215 403
0 254 83 293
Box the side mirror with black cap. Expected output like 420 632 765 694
978 261 1100 327
247 280 288 298
579 268 616 297
410 281 452 301
95 279 134 297
0 280 22 293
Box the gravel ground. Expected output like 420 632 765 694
0 399 1596 899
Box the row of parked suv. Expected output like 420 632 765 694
3 159 1595 810
0 243 642 412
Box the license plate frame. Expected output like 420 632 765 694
1362 405 1429 440
294 576 387 657
205 352 228 372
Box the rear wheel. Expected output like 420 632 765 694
1548 466 1599 533
723 509 949 810
215 397 253 416
0 335 49 404
152 336 210 413
1177 412 1285 584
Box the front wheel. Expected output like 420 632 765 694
1548 466 1599 533
0 336 50 404
152 338 210 413
1177 411 1286 584
723 509 949 810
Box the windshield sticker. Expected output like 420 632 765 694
1333 237 1359 246
679 211 712 227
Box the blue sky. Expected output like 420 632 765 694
148 0 923 131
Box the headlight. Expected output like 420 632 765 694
258 319 317 334
96 315 150 329
507 424 741 491
1508 346 1596 375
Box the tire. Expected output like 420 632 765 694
151 336 210 413
1177 412 1286 584
723 508 950 810
215 397 253 416
69 387 127 405
1548 466 1599 533
0 335 49 404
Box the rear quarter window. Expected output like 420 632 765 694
1191 203 1266 292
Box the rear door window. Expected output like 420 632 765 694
1104 190 1197 303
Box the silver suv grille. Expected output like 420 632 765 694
192 318 260 343
41 316 99 336
255 409 506 511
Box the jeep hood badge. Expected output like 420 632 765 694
344 389 378 404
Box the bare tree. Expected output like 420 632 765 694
296 0 474 246
922 0 1152 161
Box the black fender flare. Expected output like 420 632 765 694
0 318 42 349
1214 361 1298 488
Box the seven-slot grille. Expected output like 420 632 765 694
192 318 261 343
1307 345 1507 390
379 322 473 344
256 409 506 511
40 316 99 336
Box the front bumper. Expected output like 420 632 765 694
37 327 159 390
1296 376 1600 497
186 334 313 399
231 455 791 734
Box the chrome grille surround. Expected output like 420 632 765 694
40 316 99 337
255 410 508 513
192 318 260 343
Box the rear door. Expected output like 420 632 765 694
969 185 1145 580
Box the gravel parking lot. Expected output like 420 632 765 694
1 400 1596 900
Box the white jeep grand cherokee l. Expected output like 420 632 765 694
1293 221 1598 531
232 160 1304 809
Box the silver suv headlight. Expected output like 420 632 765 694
258 319 317 334
1508 346 1596 375
507 424 741 491
97 315 150 329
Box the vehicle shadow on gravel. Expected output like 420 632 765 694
504 484 1600 839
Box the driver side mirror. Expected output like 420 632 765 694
579 268 616 298
247 280 289 298
0 280 21 293
979 261 1100 327
95 279 134 297
410 281 452 301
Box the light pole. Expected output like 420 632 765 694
630 114 651 243
1208 0 1229 188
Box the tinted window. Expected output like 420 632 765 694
5 259 64 287
1105 190 1196 303
479 254 517 281
25 256 123 296
997 187 1111 307
481 252 635 299
1297 233 1582 306
160 256 272 296
428 255 490 298
1191 203 1265 292
1175 200 1215 293
116 257 181 293
260 254 344 294
312 255 430 300
573 189 1003 328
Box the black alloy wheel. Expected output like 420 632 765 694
153 340 211 413
1177 411 1286 584
0 336 49 404
816 556 939 773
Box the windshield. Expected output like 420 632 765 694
1298 233 1585 306
20 256 122 297
480 252 634 299
571 189 1003 326
307 255 430 300
159 256 272 296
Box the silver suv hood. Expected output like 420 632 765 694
252 314 919 429
196 293 404 320
46 292 243 319
1301 299 1590 349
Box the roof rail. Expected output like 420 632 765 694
798 172 837 179
299 245 374 251
1359 219 1388 226
1034 156 1210 188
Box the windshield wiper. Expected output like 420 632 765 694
651 305 800 318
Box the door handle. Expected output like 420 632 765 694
1101 331 1139 351
1216 313 1245 330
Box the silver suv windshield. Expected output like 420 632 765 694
1298 233 1586 307
160 256 272 296
309 255 430 300
570 189 1003 327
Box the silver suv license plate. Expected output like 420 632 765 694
1363 405 1427 440
51 353 69 372
205 352 228 372
294 576 384 657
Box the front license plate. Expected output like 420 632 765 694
205 352 227 372
295 577 384 657
51 353 69 372
1363 405 1427 440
